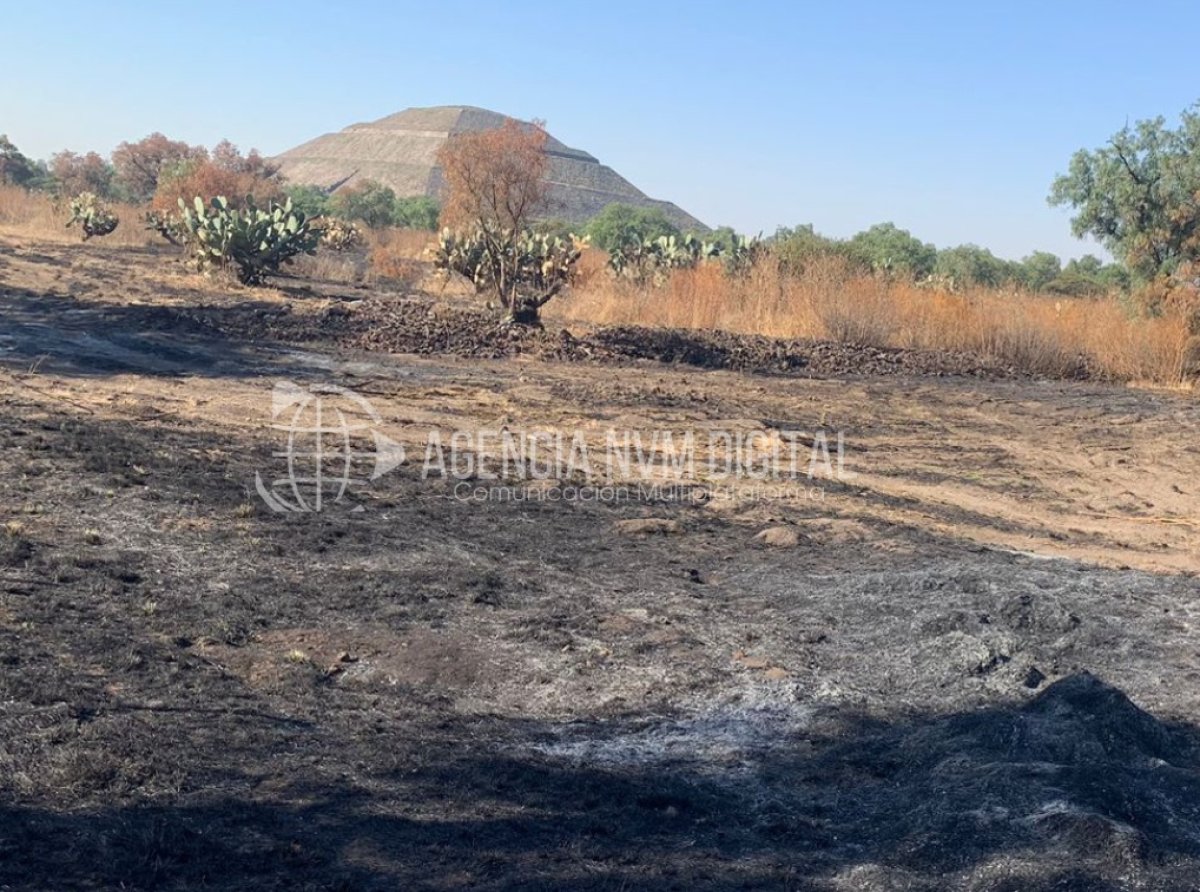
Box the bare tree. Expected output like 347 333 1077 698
437 118 551 322
112 133 206 203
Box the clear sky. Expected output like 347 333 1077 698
4 0 1199 260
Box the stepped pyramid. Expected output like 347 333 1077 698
274 105 707 231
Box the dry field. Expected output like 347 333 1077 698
2 227 1200 890
549 254 1192 387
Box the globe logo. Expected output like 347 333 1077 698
254 381 405 513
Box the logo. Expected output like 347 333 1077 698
254 381 851 511
254 381 405 513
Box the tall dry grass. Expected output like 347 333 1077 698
547 253 1191 385
0 184 155 247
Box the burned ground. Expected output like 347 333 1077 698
1 236 1199 889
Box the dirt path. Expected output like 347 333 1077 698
2 236 1200 890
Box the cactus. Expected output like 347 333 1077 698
316 217 362 252
607 232 762 284
608 232 719 285
65 192 118 241
433 226 583 323
144 210 186 246
434 227 489 286
723 234 765 277
177 196 319 285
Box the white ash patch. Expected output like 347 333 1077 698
525 686 812 774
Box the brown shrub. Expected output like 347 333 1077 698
49 151 112 198
112 133 206 203
151 141 283 214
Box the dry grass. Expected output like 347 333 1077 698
548 254 1191 385
365 227 434 290
0 185 154 247
368 226 435 261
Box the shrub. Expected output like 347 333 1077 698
177 196 319 285
771 224 849 276
152 142 283 217
0 135 38 187
328 180 398 229
65 192 119 241
392 195 440 230
368 242 422 289
846 222 937 279
585 203 680 252
112 133 206 203
283 184 332 219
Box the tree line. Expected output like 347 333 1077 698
0 132 441 231
583 205 1128 296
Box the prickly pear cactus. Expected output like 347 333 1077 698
608 232 734 285
317 217 362 252
433 226 583 323
177 196 320 285
723 234 764 277
65 192 119 241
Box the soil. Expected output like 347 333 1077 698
1 235 1199 890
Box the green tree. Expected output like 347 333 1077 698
1020 251 1063 290
771 223 845 275
1044 254 1130 295
284 184 331 219
935 244 1017 289
846 222 937 278
1049 105 1200 280
328 180 398 229
585 203 680 252
706 225 740 254
392 195 440 230
0 135 37 187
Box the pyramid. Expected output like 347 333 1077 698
274 106 707 231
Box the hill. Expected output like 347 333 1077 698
273 105 708 231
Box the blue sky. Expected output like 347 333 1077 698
4 0 1199 260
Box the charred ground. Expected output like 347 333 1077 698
1 236 1199 890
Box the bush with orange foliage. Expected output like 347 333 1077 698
151 140 283 216
112 133 206 203
49 151 113 198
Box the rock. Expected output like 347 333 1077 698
1023 665 1047 688
754 526 805 547
614 518 679 536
